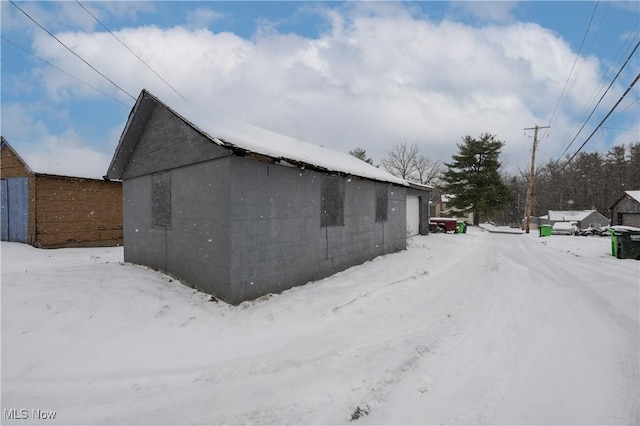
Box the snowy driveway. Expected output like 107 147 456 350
2 228 638 425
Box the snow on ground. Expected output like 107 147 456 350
1 227 638 425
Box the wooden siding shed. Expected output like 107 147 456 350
1 137 123 248
610 191 640 227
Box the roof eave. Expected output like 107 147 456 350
104 90 153 180
1 136 34 175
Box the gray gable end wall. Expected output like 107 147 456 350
122 103 231 179
610 193 640 227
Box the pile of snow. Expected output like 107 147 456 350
2 227 638 425
478 222 525 234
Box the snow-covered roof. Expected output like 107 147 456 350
625 191 640 203
611 225 640 232
107 90 409 186
548 210 597 222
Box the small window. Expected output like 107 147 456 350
375 185 388 222
321 176 344 227
152 172 171 228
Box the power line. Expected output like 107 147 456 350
558 40 639 159
555 21 639 156
561 70 640 170
1 35 131 107
75 1 187 102
9 0 136 101
544 1 599 134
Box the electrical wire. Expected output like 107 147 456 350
9 0 137 101
558 40 639 159
558 26 639 152
555 14 639 156
75 1 187 102
561 70 640 170
1 35 131 108
543 1 600 140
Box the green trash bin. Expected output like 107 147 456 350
456 221 465 234
539 224 552 237
614 228 640 260
609 229 618 257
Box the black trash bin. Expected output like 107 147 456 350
613 227 640 260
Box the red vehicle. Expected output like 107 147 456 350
429 217 458 233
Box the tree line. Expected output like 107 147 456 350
500 143 640 225
351 137 640 227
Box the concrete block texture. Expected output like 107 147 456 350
122 140 407 304
225 158 406 303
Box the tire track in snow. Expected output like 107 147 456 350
353 234 519 424
511 236 639 425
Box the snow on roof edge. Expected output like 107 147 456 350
547 210 598 221
626 191 640 203
146 90 409 187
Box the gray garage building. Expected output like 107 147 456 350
610 191 640 227
106 90 430 304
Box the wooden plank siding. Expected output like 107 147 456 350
2 141 123 248
1 143 31 178
1 142 36 244
33 175 122 247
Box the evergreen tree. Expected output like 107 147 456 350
348 147 374 164
442 133 512 225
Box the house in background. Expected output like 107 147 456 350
1 137 123 248
539 209 609 230
609 191 640 227
106 89 431 305
431 193 474 224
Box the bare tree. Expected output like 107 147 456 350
413 154 443 186
382 142 442 185
382 143 419 180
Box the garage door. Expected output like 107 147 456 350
406 195 420 236
622 213 640 228
1 178 29 243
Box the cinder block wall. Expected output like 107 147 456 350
34 175 123 248
122 159 233 299
226 156 406 303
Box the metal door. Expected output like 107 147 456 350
406 195 420 236
0 177 29 242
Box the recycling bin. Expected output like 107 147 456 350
539 224 552 237
614 228 640 260
609 229 618 257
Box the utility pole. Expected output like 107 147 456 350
523 125 550 233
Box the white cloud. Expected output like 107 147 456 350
1 103 118 179
449 1 518 23
185 7 225 30
22 131 112 179
20 2 625 176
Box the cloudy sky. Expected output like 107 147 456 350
2 1 639 178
